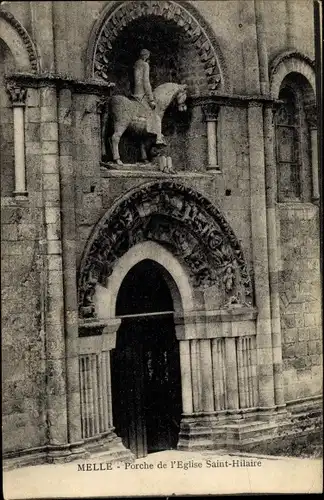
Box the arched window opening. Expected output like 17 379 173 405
275 73 315 203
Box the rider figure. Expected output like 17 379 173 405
132 49 166 146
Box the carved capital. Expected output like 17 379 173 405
6 82 27 106
305 104 317 128
202 103 220 122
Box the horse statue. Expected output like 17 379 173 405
102 82 188 166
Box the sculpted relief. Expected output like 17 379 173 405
92 1 224 169
78 182 253 319
100 48 188 168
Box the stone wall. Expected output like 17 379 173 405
74 95 254 305
1 205 46 452
1 88 47 453
1 0 321 462
279 204 322 401
0 40 15 196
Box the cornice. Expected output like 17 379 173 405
5 73 115 95
190 93 281 108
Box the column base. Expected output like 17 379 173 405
82 429 135 464
3 431 134 470
206 164 221 173
177 400 322 454
13 191 28 199
177 414 216 451
3 441 89 470
47 442 89 464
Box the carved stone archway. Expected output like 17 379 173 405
88 0 229 93
78 181 252 319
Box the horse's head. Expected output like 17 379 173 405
154 82 188 115
176 84 188 112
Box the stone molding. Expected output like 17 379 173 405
78 181 253 319
0 8 39 73
175 307 258 325
190 94 278 109
89 0 227 93
5 81 27 106
5 73 115 96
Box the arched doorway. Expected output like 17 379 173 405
111 259 182 458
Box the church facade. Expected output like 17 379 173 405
1 0 322 468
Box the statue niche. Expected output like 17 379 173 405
100 48 188 170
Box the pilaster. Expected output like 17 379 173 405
263 103 285 408
248 101 275 409
40 84 68 450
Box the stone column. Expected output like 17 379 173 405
306 105 319 203
179 340 193 415
6 82 28 197
202 103 220 172
248 101 275 410
199 340 214 413
40 84 68 449
224 337 239 409
102 319 120 427
264 104 285 408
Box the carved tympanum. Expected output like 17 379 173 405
78 182 252 318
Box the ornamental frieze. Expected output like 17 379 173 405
78 182 253 319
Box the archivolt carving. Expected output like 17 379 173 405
92 0 223 93
0 9 39 73
78 182 252 318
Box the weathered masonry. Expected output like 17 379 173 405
1 1 322 468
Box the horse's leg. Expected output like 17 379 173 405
140 140 148 163
112 123 127 165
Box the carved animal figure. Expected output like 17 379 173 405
102 82 187 165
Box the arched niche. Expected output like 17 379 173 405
0 9 39 196
271 52 318 203
78 181 252 319
270 51 316 100
87 0 229 95
0 9 39 73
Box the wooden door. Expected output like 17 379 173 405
111 315 182 458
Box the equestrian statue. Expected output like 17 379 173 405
102 49 188 166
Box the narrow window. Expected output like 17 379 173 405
275 87 301 201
